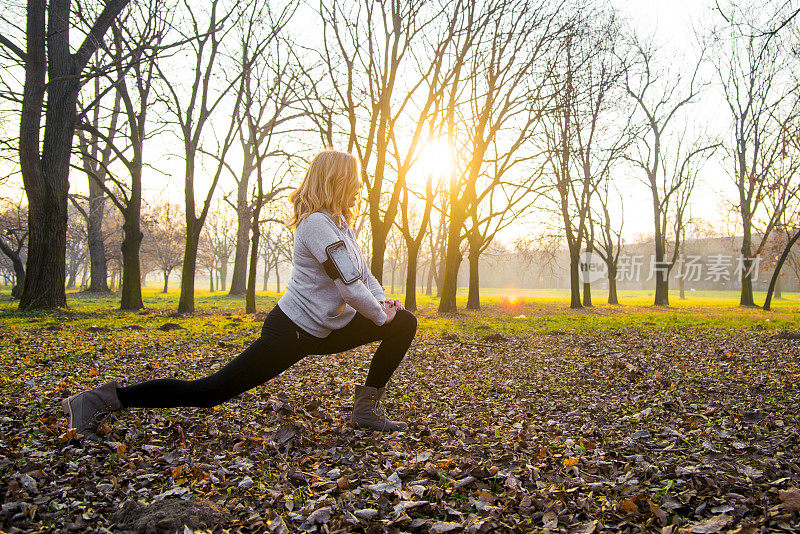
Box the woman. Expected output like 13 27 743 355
62 149 417 434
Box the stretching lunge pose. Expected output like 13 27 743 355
63 149 416 434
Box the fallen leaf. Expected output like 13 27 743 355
779 487 800 513
687 514 732 533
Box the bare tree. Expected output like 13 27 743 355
315 0 453 284
65 204 88 290
397 178 434 310
157 0 268 312
202 204 237 291
0 200 28 298
75 0 173 309
438 0 560 313
226 0 299 296
74 71 116 294
544 10 630 308
713 3 800 306
143 203 185 293
625 39 717 306
590 181 624 304
0 0 130 309
260 223 292 292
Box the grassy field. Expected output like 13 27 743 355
0 285 797 337
1 286 798 532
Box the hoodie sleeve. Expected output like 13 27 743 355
362 263 386 301
298 213 387 326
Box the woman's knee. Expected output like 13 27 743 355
395 309 417 334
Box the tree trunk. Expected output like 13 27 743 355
739 219 756 306
607 264 618 305
219 256 228 291
262 260 270 291
163 270 169 293
209 266 214 292
404 243 420 311
679 272 686 300
582 280 592 307
654 272 669 306
275 262 281 292
18 0 128 310
22 199 69 309
119 213 144 310
425 260 433 296
0 240 26 299
466 244 480 310
764 227 800 311
246 234 259 313
390 266 395 294
438 210 465 313
371 235 387 285
740 259 756 306
178 226 200 313
568 250 582 309
66 257 79 289
228 159 252 296
87 174 109 292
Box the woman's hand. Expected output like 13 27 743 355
385 298 404 311
380 300 399 323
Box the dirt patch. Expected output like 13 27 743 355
111 497 230 533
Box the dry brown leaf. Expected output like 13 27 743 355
687 514 732 533
620 499 638 514
778 487 800 513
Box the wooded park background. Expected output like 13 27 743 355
1 0 800 314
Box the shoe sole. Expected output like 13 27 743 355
61 396 75 428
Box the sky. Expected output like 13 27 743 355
0 0 762 247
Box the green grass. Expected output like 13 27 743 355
0 284 797 337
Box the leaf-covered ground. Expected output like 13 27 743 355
1 307 799 533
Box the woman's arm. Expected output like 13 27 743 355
362 263 386 301
299 214 387 326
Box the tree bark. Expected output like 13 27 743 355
568 251 581 309
582 280 592 307
178 228 199 312
466 238 480 310
228 170 250 295
87 176 109 292
438 221 463 313
607 265 618 305
162 270 169 293
739 229 756 306
404 243 420 311
120 217 144 309
0 240 25 299
764 227 800 311
17 0 129 310
119 179 144 309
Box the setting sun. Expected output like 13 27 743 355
413 138 455 184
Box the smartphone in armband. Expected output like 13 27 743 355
323 241 361 284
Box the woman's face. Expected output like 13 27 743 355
347 177 362 207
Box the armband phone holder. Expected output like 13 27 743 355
322 240 361 284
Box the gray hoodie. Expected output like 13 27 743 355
277 209 387 338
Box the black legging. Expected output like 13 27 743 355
116 303 417 409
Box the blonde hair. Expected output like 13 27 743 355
287 149 362 229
